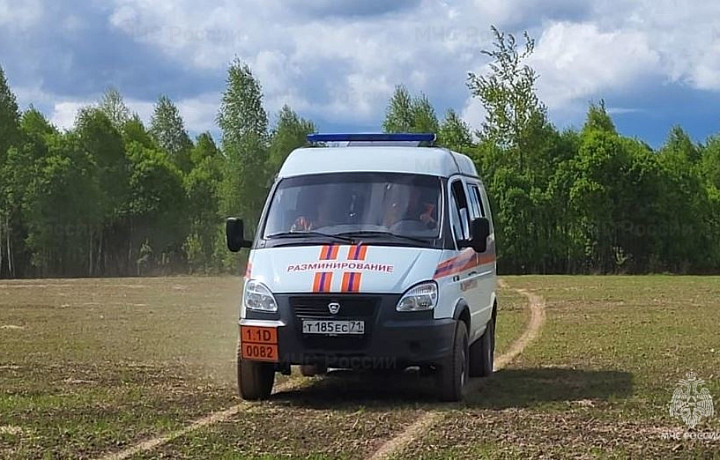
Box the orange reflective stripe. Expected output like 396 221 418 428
341 272 361 292
312 272 333 292
347 245 368 261
433 247 496 279
319 245 339 260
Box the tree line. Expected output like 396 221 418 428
0 61 315 278
0 27 718 277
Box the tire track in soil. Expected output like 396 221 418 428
96 379 304 460
367 279 546 460
98 279 546 460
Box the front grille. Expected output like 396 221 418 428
289 296 379 352
289 296 378 318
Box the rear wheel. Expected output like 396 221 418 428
437 321 469 402
469 315 495 377
237 349 275 400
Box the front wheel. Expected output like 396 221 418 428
437 321 469 402
237 352 275 400
469 316 495 377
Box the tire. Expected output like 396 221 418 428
237 352 275 400
469 316 495 378
437 321 469 402
299 363 327 377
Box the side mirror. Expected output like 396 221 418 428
469 217 490 253
226 218 252 252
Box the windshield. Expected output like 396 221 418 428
262 173 442 241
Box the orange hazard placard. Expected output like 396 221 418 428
241 343 278 362
241 326 278 344
240 326 279 362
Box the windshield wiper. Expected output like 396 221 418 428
265 231 355 244
337 231 431 245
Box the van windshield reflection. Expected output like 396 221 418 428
262 173 442 243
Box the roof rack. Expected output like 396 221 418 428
307 133 436 146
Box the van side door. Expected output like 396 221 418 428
465 180 495 331
449 179 483 338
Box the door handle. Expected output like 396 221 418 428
468 271 478 276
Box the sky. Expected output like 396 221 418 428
2 0 720 148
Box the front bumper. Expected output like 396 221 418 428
240 293 455 370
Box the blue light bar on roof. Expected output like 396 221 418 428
307 133 436 143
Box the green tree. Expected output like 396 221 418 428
382 86 439 134
22 132 101 276
438 109 473 152
218 60 268 145
267 105 315 174
0 65 20 162
184 154 223 272
1 108 53 277
382 85 414 133
0 65 21 277
150 95 193 173
656 127 711 271
183 132 224 272
190 132 221 166
410 93 439 133
75 107 131 275
467 26 546 162
567 106 668 273
217 59 270 228
582 100 617 136
98 87 131 130
123 114 156 149
125 141 187 275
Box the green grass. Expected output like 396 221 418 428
11 275 701 458
0 277 244 458
0 278 530 459
401 276 720 459
133 284 531 459
494 287 528 357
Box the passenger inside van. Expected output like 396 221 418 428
383 185 438 230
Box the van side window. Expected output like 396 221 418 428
450 180 470 242
467 183 485 218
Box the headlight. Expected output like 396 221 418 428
243 280 277 312
396 281 438 312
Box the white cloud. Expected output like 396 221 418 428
529 22 661 114
109 0 720 134
48 98 154 130
176 93 221 134
126 99 155 124
0 0 43 29
7 0 720 138
105 0 498 130
50 101 88 130
460 97 486 134
588 0 720 91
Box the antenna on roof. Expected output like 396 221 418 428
307 133 436 147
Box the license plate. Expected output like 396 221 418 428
302 320 365 335
240 326 279 362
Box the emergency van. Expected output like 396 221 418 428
226 133 497 402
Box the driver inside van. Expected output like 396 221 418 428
290 189 335 232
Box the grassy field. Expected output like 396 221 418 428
1 276 718 459
402 276 720 459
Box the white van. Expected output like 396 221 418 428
226 133 497 402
